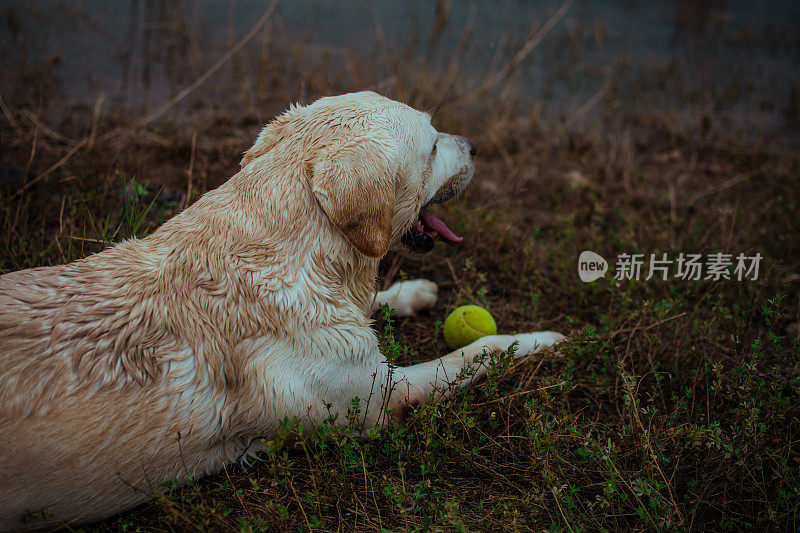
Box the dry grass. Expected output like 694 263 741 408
2 1 800 531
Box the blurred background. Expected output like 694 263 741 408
2 0 798 141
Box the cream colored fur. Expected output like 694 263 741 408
0 91 564 530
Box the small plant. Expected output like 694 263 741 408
81 169 163 247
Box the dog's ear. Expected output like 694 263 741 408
241 104 302 167
310 133 398 258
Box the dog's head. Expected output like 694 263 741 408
241 91 475 258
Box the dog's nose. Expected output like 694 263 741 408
468 140 477 157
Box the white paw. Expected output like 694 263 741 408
470 331 566 359
493 331 566 357
382 279 438 317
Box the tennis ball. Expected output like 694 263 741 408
443 304 497 350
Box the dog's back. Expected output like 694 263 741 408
0 204 253 529
0 171 331 529
1 250 178 529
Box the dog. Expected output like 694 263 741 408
0 91 564 530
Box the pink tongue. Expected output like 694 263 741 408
419 208 463 244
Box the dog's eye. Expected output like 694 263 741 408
431 142 437 155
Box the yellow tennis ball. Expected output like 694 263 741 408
443 304 497 350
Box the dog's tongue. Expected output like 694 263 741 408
419 208 462 244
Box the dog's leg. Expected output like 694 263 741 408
387 332 565 415
371 279 437 316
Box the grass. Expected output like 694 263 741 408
2 1 800 531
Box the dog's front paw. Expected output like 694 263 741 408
508 331 566 357
382 279 438 317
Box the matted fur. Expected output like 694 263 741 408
0 92 563 530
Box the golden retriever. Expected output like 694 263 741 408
0 91 564 530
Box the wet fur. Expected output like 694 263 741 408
0 92 563 530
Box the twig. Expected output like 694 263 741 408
597 312 686 354
688 174 748 203
485 32 509 80
626 369 686 525
434 5 477 110
11 1 278 198
23 109 74 143
359 448 382 527
58 194 66 235
88 94 105 147
287 475 311 530
66 234 107 244
560 79 610 132
0 92 20 131
183 130 197 209
445 258 462 293
472 381 567 406
487 126 515 171
618 330 685 525
553 488 576 533
131 0 278 130
477 0 573 96
16 138 88 194
382 254 403 290
520 346 557 390
222 465 249 515
25 111 39 176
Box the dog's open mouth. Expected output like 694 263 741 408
401 207 462 253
